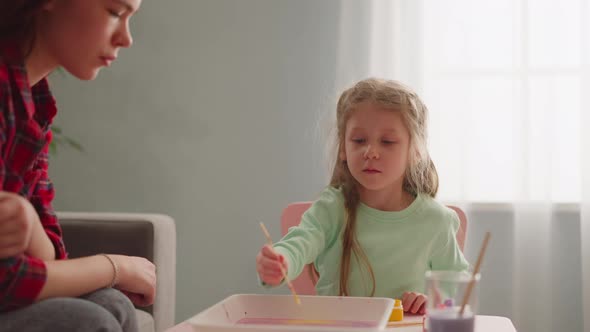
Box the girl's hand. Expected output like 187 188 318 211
256 245 288 286
111 255 157 307
402 291 427 315
0 192 38 258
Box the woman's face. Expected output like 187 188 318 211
39 0 142 80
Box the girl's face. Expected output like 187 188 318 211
340 101 411 195
39 0 141 80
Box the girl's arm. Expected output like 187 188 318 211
273 188 342 280
430 211 470 271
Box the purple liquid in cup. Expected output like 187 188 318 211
427 311 474 332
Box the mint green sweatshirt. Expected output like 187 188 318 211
273 186 469 299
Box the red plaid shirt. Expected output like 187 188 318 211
0 43 67 312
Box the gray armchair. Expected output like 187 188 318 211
58 212 176 332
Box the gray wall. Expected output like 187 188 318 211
49 0 344 322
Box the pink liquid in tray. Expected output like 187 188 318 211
237 317 379 328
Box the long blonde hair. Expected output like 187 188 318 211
329 78 438 296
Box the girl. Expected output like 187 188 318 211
256 78 469 315
0 1 154 331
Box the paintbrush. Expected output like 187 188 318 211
259 222 301 305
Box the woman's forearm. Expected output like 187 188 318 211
36 255 114 300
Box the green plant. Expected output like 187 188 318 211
49 125 84 156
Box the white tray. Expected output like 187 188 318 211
187 294 394 332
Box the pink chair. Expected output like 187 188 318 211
280 202 468 295
447 205 467 252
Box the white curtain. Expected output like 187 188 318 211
336 1 590 331
582 109 590 332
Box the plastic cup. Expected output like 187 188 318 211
424 270 480 332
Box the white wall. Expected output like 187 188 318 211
49 0 346 322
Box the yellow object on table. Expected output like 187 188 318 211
388 299 404 322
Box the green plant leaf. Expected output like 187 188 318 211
65 137 84 152
48 125 84 156
49 141 57 156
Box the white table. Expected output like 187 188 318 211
387 315 516 331
166 315 516 332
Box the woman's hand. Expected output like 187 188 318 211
0 192 38 258
111 255 157 307
256 245 288 285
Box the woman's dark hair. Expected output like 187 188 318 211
0 0 48 58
